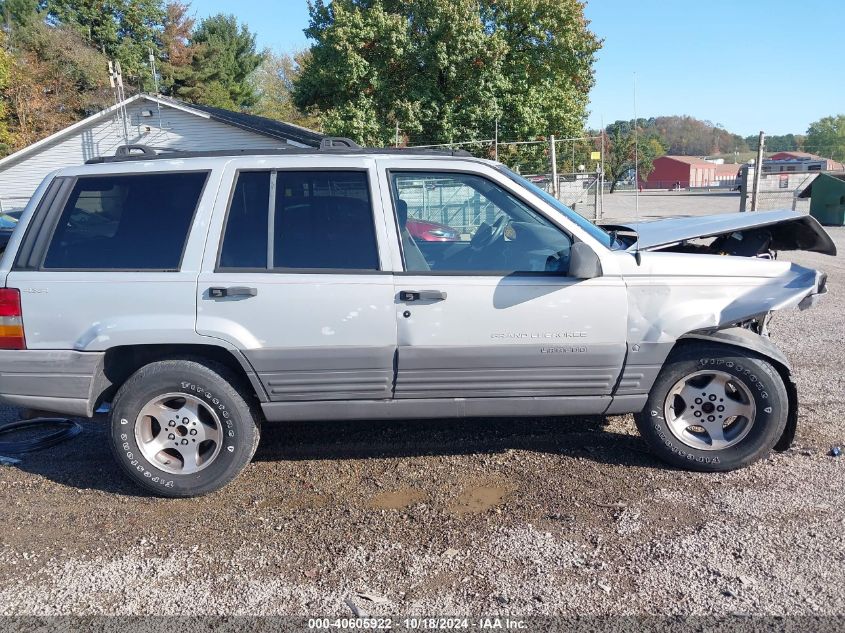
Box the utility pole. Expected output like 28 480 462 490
594 163 600 219
600 126 605 219
549 135 559 199
494 118 499 162
395 122 400 148
751 130 765 212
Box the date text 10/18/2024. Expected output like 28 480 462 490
308 618 528 630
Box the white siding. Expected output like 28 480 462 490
0 98 292 212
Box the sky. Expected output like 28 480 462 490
189 0 844 136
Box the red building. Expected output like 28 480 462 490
643 155 739 189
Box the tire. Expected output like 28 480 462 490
634 343 788 472
109 359 261 497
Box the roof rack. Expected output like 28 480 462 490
85 138 473 164
320 137 361 149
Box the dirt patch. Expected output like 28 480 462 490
449 484 517 514
368 488 427 509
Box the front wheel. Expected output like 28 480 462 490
635 344 789 471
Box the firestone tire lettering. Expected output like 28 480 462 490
109 359 261 498
635 344 789 473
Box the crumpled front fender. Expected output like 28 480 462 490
626 261 826 348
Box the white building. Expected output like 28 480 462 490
0 93 324 212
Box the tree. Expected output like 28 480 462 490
642 115 747 156
175 13 263 109
43 0 165 91
1 0 38 31
293 0 600 147
3 22 111 150
805 115 845 162
252 50 321 129
0 32 14 154
604 119 665 193
159 1 195 92
745 133 801 153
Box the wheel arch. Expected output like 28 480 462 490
93 344 268 412
674 328 797 451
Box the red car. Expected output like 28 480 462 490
406 218 460 241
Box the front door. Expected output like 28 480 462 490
196 159 397 403
384 166 627 412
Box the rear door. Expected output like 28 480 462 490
196 156 398 403
6 164 215 351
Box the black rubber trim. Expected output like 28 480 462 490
0 417 82 454
13 178 73 271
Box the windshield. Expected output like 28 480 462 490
497 166 616 249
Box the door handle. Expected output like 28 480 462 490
208 286 258 298
399 289 447 302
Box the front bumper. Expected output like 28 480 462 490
0 350 105 417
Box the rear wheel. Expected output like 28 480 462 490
635 344 788 471
109 359 261 497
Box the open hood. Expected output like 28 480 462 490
602 209 837 256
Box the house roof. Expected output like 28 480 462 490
0 93 324 170
156 96 324 147
770 151 822 160
657 155 717 166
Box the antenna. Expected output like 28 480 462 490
633 72 642 265
633 72 639 217
108 60 130 146
148 47 164 129
148 48 160 94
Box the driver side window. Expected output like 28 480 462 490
391 172 573 274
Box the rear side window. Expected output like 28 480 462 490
219 171 271 269
219 170 379 271
43 172 208 270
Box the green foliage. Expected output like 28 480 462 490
640 116 747 156
252 50 322 130
43 0 165 91
158 1 194 92
805 115 845 162
294 0 600 148
2 21 111 151
174 13 263 109
603 119 666 192
745 133 803 153
0 33 14 153
0 0 38 28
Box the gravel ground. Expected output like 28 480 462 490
599 190 743 222
0 227 842 619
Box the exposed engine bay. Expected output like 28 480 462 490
602 209 837 258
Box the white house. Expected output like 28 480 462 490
0 93 325 212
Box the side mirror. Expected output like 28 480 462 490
568 242 603 279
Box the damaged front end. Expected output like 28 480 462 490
604 209 837 258
614 211 835 451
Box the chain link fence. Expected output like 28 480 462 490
407 135 605 221
739 168 816 213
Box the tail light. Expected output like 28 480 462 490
0 289 25 349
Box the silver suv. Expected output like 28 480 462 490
0 143 835 496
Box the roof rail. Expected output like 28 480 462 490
114 144 158 158
85 144 474 164
320 137 361 149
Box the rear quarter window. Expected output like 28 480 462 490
42 172 208 270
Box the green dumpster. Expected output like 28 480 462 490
807 173 845 226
